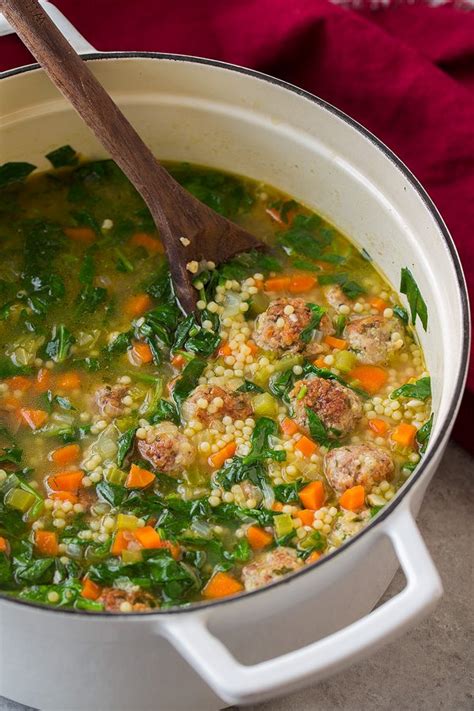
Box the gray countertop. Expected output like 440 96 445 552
1 441 472 711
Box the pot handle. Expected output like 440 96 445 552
161 506 442 705
0 0 96 54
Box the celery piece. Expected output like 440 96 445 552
272 354 304 373
105 466 127 486
334 350 357 373
5 487 36 513
248 291 270 317
252 367 271 389
116 513 139 530
252 392 279 418
274 513 294 538
121 549 143 564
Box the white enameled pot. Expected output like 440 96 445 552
0 4 470 710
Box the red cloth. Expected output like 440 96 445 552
1 0 473 448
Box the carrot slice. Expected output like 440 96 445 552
130 340 154 365
50 491 78 504
202 571 244 599
0 396 20 412
271 501 284 512
246 525 273 550
349 365 388 395
306 551 321 564
56 371 81 390
48 470 84 493
64 226 96 245
35 530 59 556
294 435 318 457
124 293 153 318
81 578 102 601
324 335 348 350
19 408 48 430
299 481 325 510
339 485 365 511
264 277 291 292
208 442 237 469
368 296 388 312
280 417 299 436
130 232 164 254
111 530 136 555
368 418 389 435
0 536 8 553
298 509 316 527
5 376 32 392
125 463 155 489
171 354 186 369
392 423 417 448
133 526 162 549
50 443 81 466
288 275 317 293
218 342 232 357
35 367 52 393
313 356 326 368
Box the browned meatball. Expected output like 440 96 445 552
99 587 158 612
241 547 303 591
77 487 96 511
136 422 195 475
290 377 362 439
253 297 333 355
182 384 252 426
324 443 394 494
345 316 401 365
95 384 129 417
323 285 351 310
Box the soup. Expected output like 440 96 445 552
0 151 432 612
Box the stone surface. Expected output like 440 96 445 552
1 441 472 711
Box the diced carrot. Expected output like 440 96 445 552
254 279 264 290
324 335 348 350
124 293 153 317
35 368 52 393
64 226 96 245
50 491 78 504
349 365 388 395
0 396 20 411
0 536 8 553
160 540 181 561
298 509 316 526
265 207 283 224
288 275 317 293
306 551 321 564
246 525 273 550
130 341 154 365
314 356 326 368
392 423 417 448
202 571 244 599
264 277 291 292
81 578 102 601
246 340 258 355
271 501 284 512
111 530 135 555
130 232 164 254
299 480 325 510
48 470 84 492
208 442 237 469
35 530 59 556
218 342 232 357
368 419 389 435
294 435 318 458
171 354 186 369
339 485 365 511
280 417 299 436
56 371 81 390
125 463 155 489
368 296 388 312
133 526 162 549
50 443 81 466
5 376 32 392
19 408 48 430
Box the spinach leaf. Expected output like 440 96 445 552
96 481 127 508
298 530 326 559
45 145 78 169
215 458 267 492
0 445 22 466
237 380 264 394
416 413 433 454
12 542 55 584
212 502 275 527
400 267 428 330
172 313 220 358
232 538 252 563
300 303 326 343
0 358 32 379
273 482 303 504
18 580 82 607
117 427 137 468
306 407 332 447
0 162 36 188
107 331 132 354
172 358 206 412
318 272 365 300
170 164 254 217
0 553 12 585
393 305 409 324
268 367 295 404
244 417 286 464
390 377 431 401
150 399 180 426
278 214 343 265
0 503 27 538
217 250 282 282
45 324 74 363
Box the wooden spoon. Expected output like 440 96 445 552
1 0 264 314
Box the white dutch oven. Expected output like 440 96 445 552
0 4 470 710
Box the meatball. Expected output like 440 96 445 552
95 384 129 417
323 285 351 310
182 384 252 426
324 443 394 494
290 377 362 439
137 422 195 475
344 316 402 365
241 547 303 592
99 587 157 612
253 297 333 355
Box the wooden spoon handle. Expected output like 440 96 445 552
1 0 184 246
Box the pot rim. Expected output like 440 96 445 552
0 51 470 618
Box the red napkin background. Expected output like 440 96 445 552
1 0 473 451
